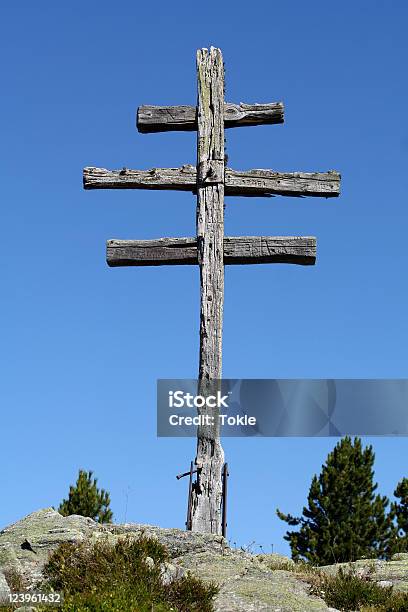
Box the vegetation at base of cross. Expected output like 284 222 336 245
277 437 407 564
308 566 408 611
33 535 217 612
58 469 113 524
259 557 408 611
1 567 24 593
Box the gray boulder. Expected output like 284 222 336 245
160 560 186 585
319 555 408 593
0 508 98 589
0 570 11 604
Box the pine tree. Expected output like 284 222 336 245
58 470 113 523
389 478 408 554
277 437 392 565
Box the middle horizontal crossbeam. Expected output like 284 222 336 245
84 166 340 198
107 236 316 267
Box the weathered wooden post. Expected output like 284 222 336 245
192 47 226 534
83 46 340 536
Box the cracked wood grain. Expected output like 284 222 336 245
137 101 284 132
83 166 340 198
191 47 225 536
106 236 316 267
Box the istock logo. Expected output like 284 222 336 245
168 390 230 409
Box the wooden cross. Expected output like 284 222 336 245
83 47 340 535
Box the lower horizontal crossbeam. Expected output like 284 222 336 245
107 236 316 267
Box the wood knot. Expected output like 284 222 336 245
197 160 224 185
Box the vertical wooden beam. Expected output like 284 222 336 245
190 47 225 535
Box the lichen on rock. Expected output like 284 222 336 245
0 508 407 611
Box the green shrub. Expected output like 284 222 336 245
39 535 217 612
166 574 218 612
2 567 25 592
361 596 408 612
309 567 408 611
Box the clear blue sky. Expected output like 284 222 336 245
1 1 407 555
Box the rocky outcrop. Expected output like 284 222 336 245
0 570 11 604
0 508 98 590
0 509 407 611
319 553 408 593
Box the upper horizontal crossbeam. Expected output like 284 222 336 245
137 102 284 133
